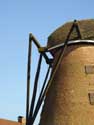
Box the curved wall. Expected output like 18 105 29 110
40 44 94 125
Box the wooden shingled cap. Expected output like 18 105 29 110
47 19 94 48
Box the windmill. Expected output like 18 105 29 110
26 19 94 125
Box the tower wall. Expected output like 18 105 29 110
40 44 94 125
39 19 94 125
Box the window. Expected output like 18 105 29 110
88 93 94 105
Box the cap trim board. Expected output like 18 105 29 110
47 40 94 51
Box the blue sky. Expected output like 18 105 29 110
0 0 94 124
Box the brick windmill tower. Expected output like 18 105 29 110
39 19 94 125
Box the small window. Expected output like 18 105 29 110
88 93 94 105
85 65 94 74
89 82 94 86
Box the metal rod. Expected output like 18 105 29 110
26 34 32 125
30 33 41 49
29 33 51 64
27 65 51 125
74 20 82 39
37 65 51 100
30 20 77 125
27 64 51 125
34 65 51 114
29 54 42 119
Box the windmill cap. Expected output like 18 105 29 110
47 19 94 48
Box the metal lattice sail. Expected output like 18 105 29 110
26 19 94 125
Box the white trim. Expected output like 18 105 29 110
48 40 94 51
